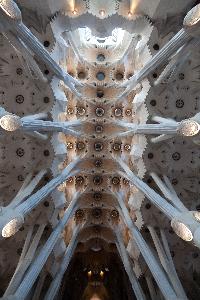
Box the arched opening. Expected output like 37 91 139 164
90 295 101 300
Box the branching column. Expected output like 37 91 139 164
148 226 188 300
150 173 188 212
115 117 200 139
0 0 82 96
21 119 81 136
0 112 82 136
44 225 80 300
116 193 178 300
115 229 146 300
120 3 200 96
4 224 46 296
117 158 180 219
0 158 80 237
117 159 200 247
145 274 159 300
7 170 47 209
6 193 79 300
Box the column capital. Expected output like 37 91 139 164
2 214 24 238
0 0 22 32
177 119 200 136
171 211 200 244
183 4 200 34
0 114 22 131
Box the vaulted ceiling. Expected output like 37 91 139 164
0 1 200 300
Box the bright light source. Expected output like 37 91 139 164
128 11 132 18
100 270 104 277
90 294 101 300
72 9 78 15
88 270 92 277
99 10 105 17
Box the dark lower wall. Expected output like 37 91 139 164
59 251 136 300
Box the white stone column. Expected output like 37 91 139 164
4 224 46 296
0 1 82 96
120 3 200 96
115 121 178 135
24 131 49 140
21 113 48 121
0 113 82 136
116 194 178 300
31 270 47 300
44 225 80 300
8 193 79 300
0 0 22 32
117 158 180 219
0 158 80 237
148 226 188 300
14 24 81 96
115 229 146 300
21 119 81 136
7 170 47 209
145 274 159 300
150 134 174 144
117 159 200 247
150 173 188 212
115 118 200 137
154 38 200 86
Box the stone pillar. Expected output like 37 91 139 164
150 173 188 212
0 113 81 136
117 159 179 219
154 38 200 86
19 158 80 215
0 158 80 237
0 1 82 95
44 225 80 300
115 229 146 300
116 194 177 300
117 159 200 247
145 274 159 300
31 270 47 300
120 3 200 96
115 118 200 137
4 224 46 296
115 121 178 135
148 226 188 300
7 170 47 209
151 134 174 144
9 193 79 300
21 113 48 121
21 119 81 136
0 0 21 32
